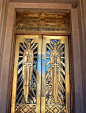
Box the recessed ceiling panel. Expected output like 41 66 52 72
11 0 77 4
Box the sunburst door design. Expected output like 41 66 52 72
16 39 38 104
11 35 70 113
42 36 70 113
11 35 42 113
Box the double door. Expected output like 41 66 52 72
11 35 70 113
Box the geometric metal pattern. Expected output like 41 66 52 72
46 39 65 104
11 35 70 113
46 39 66 112
16 39 38 104
15 12 70 33
16 104 36 113
46 105 66 113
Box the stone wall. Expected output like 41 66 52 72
0 0 9 78
0 0 9 112
77 0 86 113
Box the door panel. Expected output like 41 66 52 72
11 35 42 113
42 36 70 113
11 35 70 113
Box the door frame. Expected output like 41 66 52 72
9 32 73 113
0 3 82 113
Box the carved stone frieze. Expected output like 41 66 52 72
15 12 70 33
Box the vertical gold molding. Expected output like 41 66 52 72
37 36 42 113
37 97 40 113
41 97 45 113
64 37 70 113
41 37 46 113
11 37 20 113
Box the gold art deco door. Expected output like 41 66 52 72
42 36 70 113
11 35 70 113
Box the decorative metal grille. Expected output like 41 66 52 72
15 12 70 33
16 104 36 113
16 39 38 105
45 39 66 112
11 35 69 113
46 105 66 113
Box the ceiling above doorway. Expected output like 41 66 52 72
11 0 78 4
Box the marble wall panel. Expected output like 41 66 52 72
71 8 83 113
0 0 9 77
77 0 86 113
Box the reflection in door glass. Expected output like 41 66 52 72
45 39 66 113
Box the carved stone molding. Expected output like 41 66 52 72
72 2 78 8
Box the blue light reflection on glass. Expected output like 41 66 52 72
19 76 23 81
46 58 50 63
46 57 50 73
46 64 50 72
34 64 36 70
38 55 41 74
46 54 50 57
